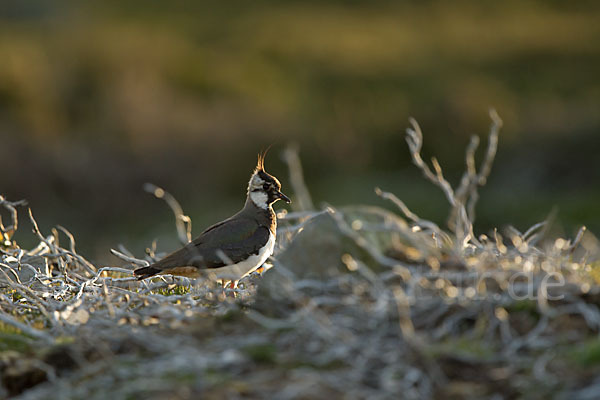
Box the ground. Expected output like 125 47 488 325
1 118 600 399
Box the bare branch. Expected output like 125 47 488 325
281 144 314 211
144 183 192 245
110 249 150 267
0 195 27 241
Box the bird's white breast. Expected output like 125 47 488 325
207 232 275 282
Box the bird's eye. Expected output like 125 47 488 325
263 183 271 190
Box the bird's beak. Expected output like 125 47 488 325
275 190 291 203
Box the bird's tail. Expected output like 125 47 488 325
134 266 161 280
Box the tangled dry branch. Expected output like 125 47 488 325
0 113 599 399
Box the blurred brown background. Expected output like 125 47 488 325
1 0 599 263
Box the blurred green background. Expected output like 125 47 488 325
1 0 599 262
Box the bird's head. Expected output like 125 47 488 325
247 151 291 209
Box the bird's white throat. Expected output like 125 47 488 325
249 191 269 209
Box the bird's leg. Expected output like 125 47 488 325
222 280 239 299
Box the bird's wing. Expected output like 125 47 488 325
148 218 270 271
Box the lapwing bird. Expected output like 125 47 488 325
134 153 290 288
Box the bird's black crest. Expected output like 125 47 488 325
256 145 274 172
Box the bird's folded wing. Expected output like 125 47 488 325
150 218 270 271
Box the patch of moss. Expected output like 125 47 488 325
426 337 495 361
12 292 23 302
217 308 243 323
506 299 539 316
156 285 190 296
570 338 600 367
588 261 600 285
0 321 21 335
0 332 31 352
243 343 277 364
54 336 75 345
284 358 347 371
164 371 197 385
203 368 232 386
